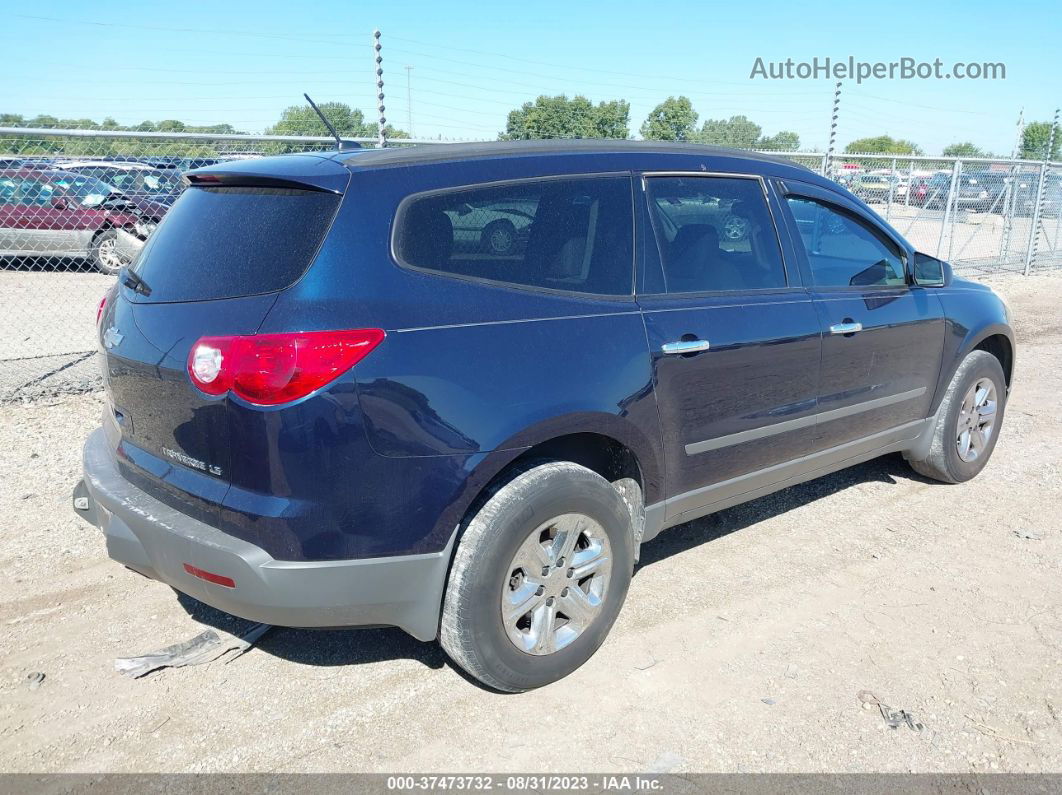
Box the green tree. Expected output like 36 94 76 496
942 142 988 157
844 135 923 155
1021 120 1061 160
757 130 801 151
691 114 764 148
640 96 698 141
26 114 60 128
591 99 631 139
268 102 375 137
501 95 629 140
265 102 407 147
696 115 761 148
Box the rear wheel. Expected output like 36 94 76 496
440 461 634 692
907 350 1006 483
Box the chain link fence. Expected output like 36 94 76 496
1 127 1060 401
784 151 1062 277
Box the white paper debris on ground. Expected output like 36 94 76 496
115 623 272 678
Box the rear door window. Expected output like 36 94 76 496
131 186 340 303
393 176 634 296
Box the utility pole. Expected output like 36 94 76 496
1000 108 1024 262
823 82 842 179
405 65 414 138
1025 107 1059 274
373 30 386 148
1011 108 1025 159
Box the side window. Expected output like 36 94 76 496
644 176 786 293
393 176 633 296
785 196 906 288
10 179 53 206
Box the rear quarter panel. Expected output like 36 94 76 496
259 161 664 554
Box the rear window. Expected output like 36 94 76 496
131 186 340 303
392 176 633 296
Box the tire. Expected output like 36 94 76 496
480 219 518 256
90 228 128 275
906 350 1007 483
440 461 634 692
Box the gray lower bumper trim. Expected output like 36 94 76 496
76 427 454 641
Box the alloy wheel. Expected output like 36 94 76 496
956 377 997 462
97 237 128 271
501 513 612 655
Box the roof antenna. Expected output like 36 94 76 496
304 93 359 151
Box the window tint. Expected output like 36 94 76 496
785 196 906 288
0 177 53 206
131 186 340 303
394 176 633 296
644 176 786 293
50 175 111 207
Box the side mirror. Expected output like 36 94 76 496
913 253 947 287
50 197 68 211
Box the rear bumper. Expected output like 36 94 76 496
74 427 455 640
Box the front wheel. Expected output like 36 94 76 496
721 214 750 242
90 229 129 275
440 461 634 692
906 350 1007 483
480 219 518 256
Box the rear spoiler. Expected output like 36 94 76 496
183 155 351 194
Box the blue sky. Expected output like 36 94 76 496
6 0 1059 154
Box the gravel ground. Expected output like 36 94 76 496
0 271 1060 774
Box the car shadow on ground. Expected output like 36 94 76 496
636 451 933 570
175 591 450 672
175 452 932 677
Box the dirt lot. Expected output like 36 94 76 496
1 272 1060 774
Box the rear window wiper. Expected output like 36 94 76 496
119 266 152 297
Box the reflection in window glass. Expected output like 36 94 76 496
786 197 906 288
394 176 633 296
645 176 786 293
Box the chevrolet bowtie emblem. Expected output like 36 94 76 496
102 326 124 350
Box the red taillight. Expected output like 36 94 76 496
96 295 107 326
187 329 385 405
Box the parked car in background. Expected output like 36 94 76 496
76 141 1014 692
0 168 159 273
906 176 932 207
447 198 536 256
924 171 1007 213
851 172 900 202
1014 172 1062 217
58 161 183 208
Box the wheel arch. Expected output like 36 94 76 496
431 413 663 600
931 320 1014 415
972 331 1014 388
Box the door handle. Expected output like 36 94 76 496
829 321 863 335
661 339 710 355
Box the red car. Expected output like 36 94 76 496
0 168 164 273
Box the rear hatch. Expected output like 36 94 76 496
99 156 348 522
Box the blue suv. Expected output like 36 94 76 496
75 141 1014 691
